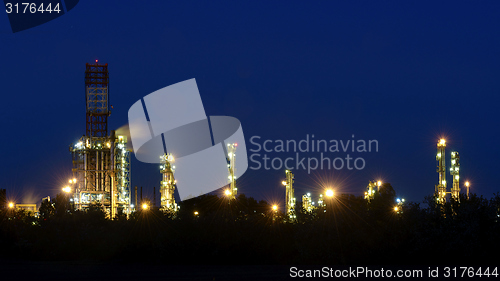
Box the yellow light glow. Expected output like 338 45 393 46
282 181 287 186
325 189 334 197
142 203 148 210
272 205 278 211
224 189 231 196
8 202 14 208
439 139 446 146
62 186 71 193
465 181 470 187
394 206 399 212
194 211 199 215
377 180 382 187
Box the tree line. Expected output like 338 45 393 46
1 184 499 265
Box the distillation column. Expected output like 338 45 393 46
226 143 238 200
435 139 447 203
160 153 178 212
450 151 460 200
282 170 296 221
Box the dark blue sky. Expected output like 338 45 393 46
1 1 499 206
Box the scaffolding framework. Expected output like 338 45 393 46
160 153 178 212
70 132 131 217
85 62 109 137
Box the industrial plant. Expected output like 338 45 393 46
159 153 178 212
224 143 238 200
64 62 245 218
282 169 296 221
434 138 468 203
3 63 473 219
68 61 132 218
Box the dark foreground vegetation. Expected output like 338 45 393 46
1 184 500 266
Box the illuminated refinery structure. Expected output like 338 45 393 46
435 139 447 202
394 198 405 214
225 143 238 200
160 153 178 212
450 151 460 200
364 180 382 201
317 194 324 207
282 170 296 221
69 62 131 218
302 193 313 212
435 138 462 203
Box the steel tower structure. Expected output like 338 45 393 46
70 62 131 218
435 139 447 203
450 151 460 200
85 61 109 137
160 153 178 212
282 170 296 221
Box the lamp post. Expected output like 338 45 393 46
62 185 72 212
271 204 278 222
395 198 405 215
324 188 335 214
465 181 470 199
325 189 334 198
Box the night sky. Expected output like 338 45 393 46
1 1 499 207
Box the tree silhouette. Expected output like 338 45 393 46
38 198 55 221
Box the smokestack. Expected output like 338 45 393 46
140 186 143 202
153 186 156 207
110 130 116 218
135 186 137 208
